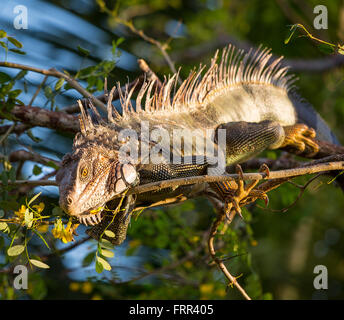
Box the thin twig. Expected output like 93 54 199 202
258 173 323 213
61 75 144 114
2 159 343 190
116 159 344 198
0 62 107 112
208 208 251 300
118 18 178 75
137 59 162 89
0 123 15 145
29 75 48 106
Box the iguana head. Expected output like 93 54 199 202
56 101 138 226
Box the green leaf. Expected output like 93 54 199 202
8 89 22 99
9 48 26 55
1 171 8 186
82 251 96 267
28 192 42 205
99 239 114 251
54 78 65 91
7 37 23 48
317 44 335 54
26 129 42 143
0 72 11 83
0 209 4 218
44 86 53 98
101 249 114 258
78 66 96 79
0 30 7 38
14 70 28 81
30 259 50 269
112 38 124 57
77 45 90 56
52 206 64 216
0 41 7 49
46 161 59 170
0 222 9 232
96 256 111 271
86 76 97 89
96 78 103 91
63 82 73 90
284 24 298 45
0 200 18 211
7 244 25 256
9 166 16 183
104 230 115 238
95 259 104 273
32 229 50 249
32 165 42 176
24 208 33 228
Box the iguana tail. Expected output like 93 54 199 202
290 91 340 145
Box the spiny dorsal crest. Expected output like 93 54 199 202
78 44 297 131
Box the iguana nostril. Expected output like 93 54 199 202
67 196 73 205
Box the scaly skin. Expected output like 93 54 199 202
56 143 138 225
56 44 338 244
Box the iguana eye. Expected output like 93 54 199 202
80 166 89 178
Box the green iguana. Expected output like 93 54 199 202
56 45 340 245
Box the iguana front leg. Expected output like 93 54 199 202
210 120 319 215
215 120 285 165
215 120 319 164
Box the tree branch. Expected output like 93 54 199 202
9 149 60 167
1 104 79 133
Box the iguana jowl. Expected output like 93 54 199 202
56 45 339 245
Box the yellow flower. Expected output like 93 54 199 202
81 282 93 294
69 282 80 291
251 240 258 246
36 224 49 233
200 283 214 295
52 219 63 238
32 202 45 214
52 219 74 243
190 236 200 243
14 205 27 220
216 288 226 298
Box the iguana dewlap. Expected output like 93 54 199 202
56 45 339 244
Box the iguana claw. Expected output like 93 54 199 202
213 163 270 219
281 124 319 157
223 164 262 219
